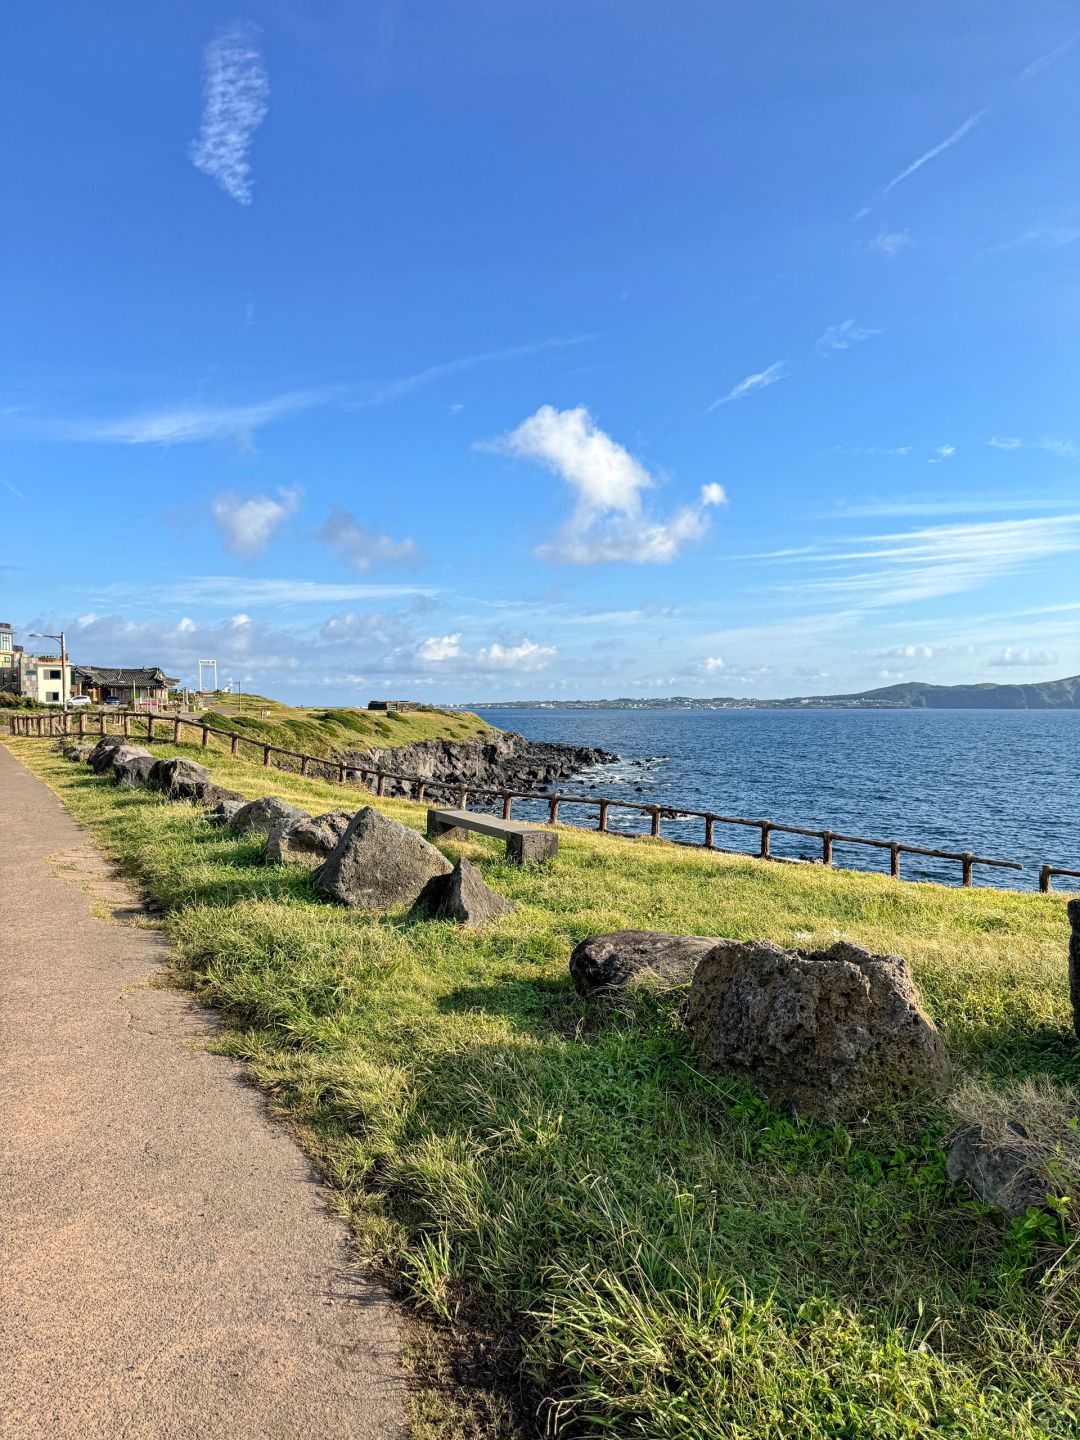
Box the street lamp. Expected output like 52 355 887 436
29 629 68 712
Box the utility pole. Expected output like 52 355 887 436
29 629 68 710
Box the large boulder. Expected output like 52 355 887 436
148 756 214 801
685 939 950 1122
570 930 716 998
1069 899 1080 1041
314 806 451 910
416 856 516 926
87 735 129 774
265 810 353 868
63 741 97 763
111 746 156 788
229 795 308 839
946 1123 1049 1220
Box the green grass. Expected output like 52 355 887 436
192 694 494 761
11 736 1080 1439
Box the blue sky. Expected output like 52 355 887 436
3 2 1079 702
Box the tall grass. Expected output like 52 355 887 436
12 737 1080 1438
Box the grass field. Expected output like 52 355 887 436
9 735 1080 1439
192 694 494 761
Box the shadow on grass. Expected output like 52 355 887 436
958 1021 1080 1085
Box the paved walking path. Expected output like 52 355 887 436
0 745 405 1439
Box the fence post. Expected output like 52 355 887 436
961 852 974 888
262 745 271 768
704 814 714 849
550 796 561 826
300 755 309 775
821 831 833 867
173 718 181 743
416 779 426 802
376 773 386 797
650 806 661 838
502 792 512 820
598 800 609 833
99 713 106 735
121 712 129 737
457 786 468 809
759 822 772 859
146 714 154 743
1039 864 1052 893
230 734 239 756
78 712 85 738
890 843 901 879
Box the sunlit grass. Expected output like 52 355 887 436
11 735 1079 1438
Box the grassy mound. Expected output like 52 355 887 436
11 737 1079 1438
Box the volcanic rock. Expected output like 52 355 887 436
265 810 353 868
570 930 716 998
946 1122 1049 1219
205 797 246 828
416 856 516 926
228 796 308 839
111 746 156 788
685 938 950 1122
313 806 451 909
148 756 214 801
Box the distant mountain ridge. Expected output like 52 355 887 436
471 675 1080 710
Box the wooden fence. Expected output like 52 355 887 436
9 707 1070 892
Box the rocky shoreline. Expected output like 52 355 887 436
341 731 616 800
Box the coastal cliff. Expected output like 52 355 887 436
342 730 615 798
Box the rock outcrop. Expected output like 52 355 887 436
946 1123 1049 1219
111 746 156 787
265 810 352 868
1069 898 1080 1041
148 756 214 801
416 856 516 926
314 806 451 909
342 731 615 800
685 938 950 1122
229 796 308 839
63 741 97 763
570 930 716 998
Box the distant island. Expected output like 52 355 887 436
469 674 1080 711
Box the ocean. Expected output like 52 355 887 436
473 706 1080 892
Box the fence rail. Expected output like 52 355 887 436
7 707 1062 892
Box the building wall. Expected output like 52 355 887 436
20 657 72 704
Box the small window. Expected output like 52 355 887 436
47 668 61 680
45 690 60 702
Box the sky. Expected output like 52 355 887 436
2 1 1079 703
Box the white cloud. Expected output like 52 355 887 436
482 404 725 564
701 656 726 673
417 634 462 662
988 435 1022 450
866 228 913 258
928 443 956 464
474 639 557 671
318 507 419 571
189 22 269 205
882 107 990 195
707 361 787 411
989 646 1059 669
83 390 323 448
815 320 881 355
987 435 1079 459
210 487 300 555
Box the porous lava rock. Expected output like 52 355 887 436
313 806 451 910
111 746 156 787
264 810 353 868
148 756 213 801
87 735 129 774
946 1122 1049 1219
63 741 97 763
685 938 950 1122
416 856 516 926
205 797 246 828
228 795 308 839
569 930 716 998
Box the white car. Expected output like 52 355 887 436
68 696 93 708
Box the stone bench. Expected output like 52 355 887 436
426 807 559 864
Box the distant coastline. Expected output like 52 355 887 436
466 674 1080 711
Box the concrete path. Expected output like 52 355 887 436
0 745 405 1439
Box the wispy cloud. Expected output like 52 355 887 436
707 360 787 411
481 404 726 564
815 320 880 356
189 22 269 205
34 337 591 448
761 514 1080 609
928 443 956 464
989 645 1060 668
107 576 440 608
1016 31 1079 82
833 495 1072 518
983 224 1080 255
865 228 913 258
987 435 1079 459
318 506 420 571
210 487 301 554
882 107 990 195
416 633 558 672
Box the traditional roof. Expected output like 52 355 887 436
73 665 181 689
